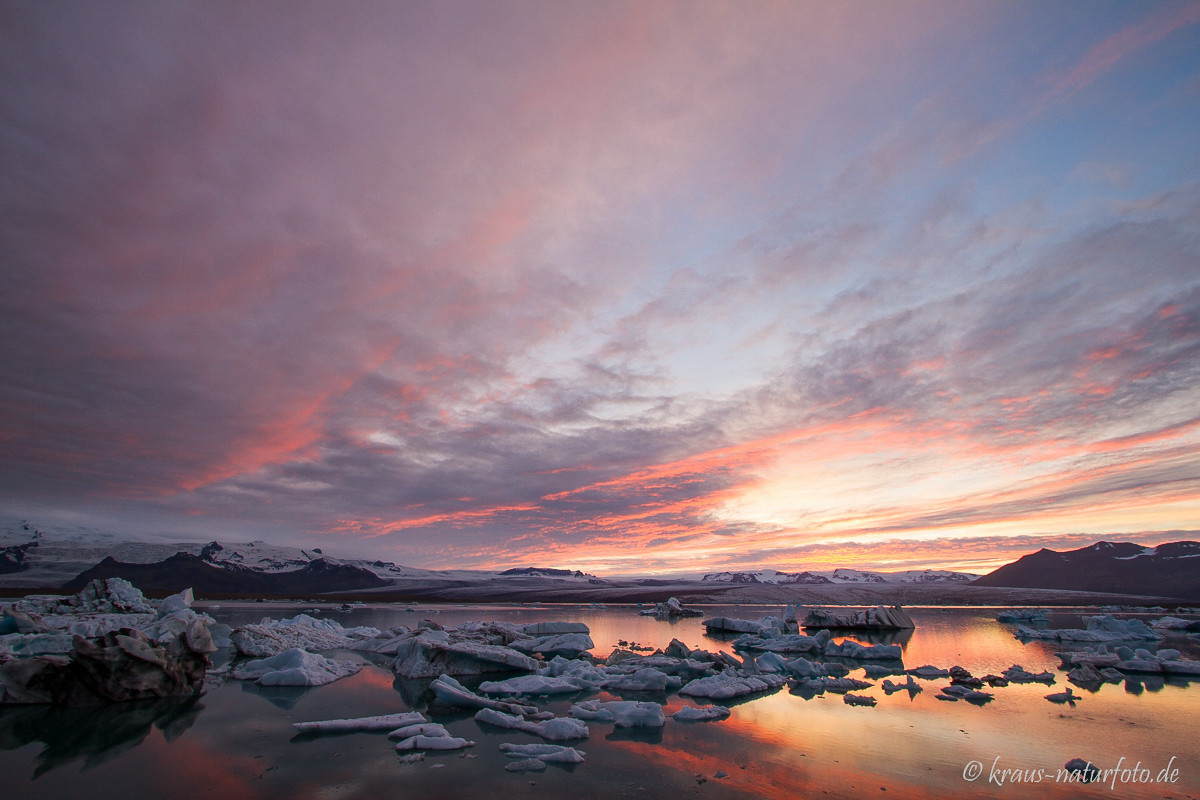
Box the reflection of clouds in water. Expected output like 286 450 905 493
0 695 202 777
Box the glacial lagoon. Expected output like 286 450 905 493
3 604 1198 799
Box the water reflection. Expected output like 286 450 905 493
0 695 202 777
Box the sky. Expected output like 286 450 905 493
2 1 1199 576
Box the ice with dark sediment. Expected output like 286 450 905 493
639 597 704 618
802 606 915 630
881 676 923 694
1002 664 1056 684
937 684 993 704
232 647 361 686
293 711 427 734
843 693 876 706
1045 687 1080 704
906 665 950 679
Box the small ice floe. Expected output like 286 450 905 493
474 708 590 741
862 665 904 679
1149 616 1196 631
388 723 452 739
519 622 590 636
814 677 873 694
995 609 1048 624
843 693 876 707
232 648 361 686
504 758 547 772
731 634 820 654
395 735 475 751
784 657 827 679
679 670 787 700
499 743 586 764
672 704 731 722
937 684 993 705
638 597 703 618
906 665 950 679
397 752 426 764
602 667 682 693
881 676 922 695
1045 687 1080 704
431 674 538 715
823 639 903 660
1002 664 1055 684
752 652 789 674
567 700 664 728
477 674 585 696
510 633 595 658
293 711 427 734
702 617 771 635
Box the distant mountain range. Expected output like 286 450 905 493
3 516 1198 601
972 541 1200 600
701 568 977 584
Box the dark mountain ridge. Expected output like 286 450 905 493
973 541 1200 600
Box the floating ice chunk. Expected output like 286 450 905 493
519 622 590 636
784 657 826 679
293 711 427 734
1150 616 1194 630
504 758 547 772
395 735 475 751
499 743 586 763
388 723 451 739
672 704 730 722
679 669 786 700
702 617 768 635
574 700 665 728
819 677 873 693
474 708 589 741
478 674 585 695
602 667 680 693
823 639 902 660
1161 659 1200 676
233 648 361 686
232 615 381 657
843 693 876 706
639 597 704 618
996 609 1047 623
881 676 922 694
1045 687 1079 704
570 700 615 722
1063 758 1100 782
803 606 915 630
735 634 820 653
753 652 789 673
510 633 594 657
906 665 949 679
394 633 538 678
430 674 538 715
1002 664 1055 684
1016 615 1163 643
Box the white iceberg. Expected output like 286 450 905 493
395 734 475 750
679 669 786 700
477 674 585 696
293 711 427 734
672 704 730 722
474 708 589 741
499 742 586 763
232 647 361 686
430 674 538 715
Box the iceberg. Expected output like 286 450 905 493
232 614 381 657
510 633 594 657
499 742 586 763
802 606 915 630
568 700 664 728
293 711 427 734
477 674 585 696
430 674 538 715
843 693 876 706
679 669 786 700
672 704 730 722
394 734 475 751
474 708 590 741
393 631 538 678
519 622 590 636
388 723 452 739
232 648 361 686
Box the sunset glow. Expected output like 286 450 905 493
2 1 1198 574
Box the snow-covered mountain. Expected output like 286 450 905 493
0 516 431 588
702 567 978 584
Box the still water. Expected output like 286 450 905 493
2 604 1197 799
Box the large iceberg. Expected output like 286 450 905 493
802 606 915 630
231 614 381 657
